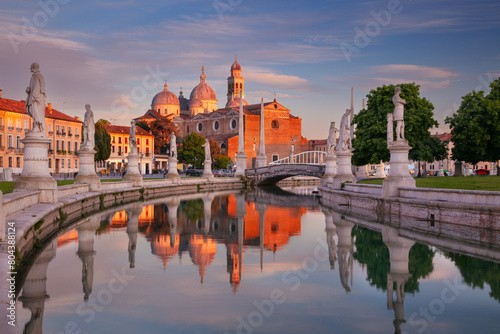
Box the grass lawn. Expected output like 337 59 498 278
358 175 500 191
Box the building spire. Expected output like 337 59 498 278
200 66 206 84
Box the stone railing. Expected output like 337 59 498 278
343 183 382 196
399 187 500 206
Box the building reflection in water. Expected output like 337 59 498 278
22 189 500 334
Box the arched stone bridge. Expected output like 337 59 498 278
245 164 325 186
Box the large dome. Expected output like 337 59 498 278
225 97 248 108
190 83 217 100
152 84 179 106
231 58 241 71
190 66 217 101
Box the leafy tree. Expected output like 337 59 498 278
149 118 178 154
136 120 150 133
94 119 111 162
214 155 232 170
96 119 110 125
209 138 222 161
180 199 204 223
352 83 438 166
410 136 449 177
445 78 500 165
178 132 205 168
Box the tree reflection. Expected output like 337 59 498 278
181 198 204 223
446 252 500 302
353 226 435 293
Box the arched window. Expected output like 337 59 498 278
230 119 237 130
213 120 220 131
197 122 203 132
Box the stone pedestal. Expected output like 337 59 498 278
437 163 445 177
2 167 13 181
235 152 247 177
74 149 101 191
330 150 356 189
255 154 267 169
490 162 497 176
203 160 215 181
382 141 415 197
14 134 57 203
374 161 386 178
320 155 337 186
123 153 143 187
453 161 463 177
166 157 180 183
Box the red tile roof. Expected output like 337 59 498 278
104 124 153 137
0 97 82 123
431 132 452 142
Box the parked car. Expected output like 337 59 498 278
212 170 224 177
186 169 204 177
222 169 235 177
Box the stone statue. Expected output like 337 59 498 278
82 104 95 150
129 121 137 154
202 138 211 161
326 122 338 156
336 108 352 152
170 132 177 158
392 86 406 141
26 62 46 133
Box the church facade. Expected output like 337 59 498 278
135 59 307 169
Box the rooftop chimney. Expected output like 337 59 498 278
75 116 79 121
48 103 52 112
0 89 2 98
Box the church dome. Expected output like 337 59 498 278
225 97 248 108
152 84 179 106
231 58 241 71
190 97 204 109
190 66 217 101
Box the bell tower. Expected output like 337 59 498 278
227 56 245 103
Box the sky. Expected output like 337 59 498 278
0 0 499 139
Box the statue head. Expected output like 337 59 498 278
395 86 401 95
30 62 40 72
85 104 91 110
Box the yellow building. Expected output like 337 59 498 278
0 90 82 175
102 124 155 174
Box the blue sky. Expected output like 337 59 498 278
0 0 499 139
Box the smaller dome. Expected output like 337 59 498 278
231 57 241 71
225 97 248 108
152 83 179 106
190 97 204 109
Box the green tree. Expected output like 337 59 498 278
209 138 222 161
136 120 150 133
410 136 449 177
445 78 500 165
149 118 177 154
214 155 232 170
352 83 438 166
94 119 111 162
178 132 205 168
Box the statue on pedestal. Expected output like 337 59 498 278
82 104 95 150
202 138 211 161
392 87 406 142
326 121 338 156
129 121 137 154
336 108 352 152
170 132 177 157
26 62 46 133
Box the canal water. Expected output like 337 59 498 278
17 187 500 334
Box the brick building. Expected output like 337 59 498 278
0 90 82 175
135 59 307 169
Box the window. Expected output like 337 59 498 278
67 141 71 151
75 128 78 136
56 125 60 133
213 120 220 131
112 146 115 153
271 120 279 129
74 142 78 152
62 141 65 151
187 126 190 133
125 137 128 144
253 143 256 151
0 156 3 167
56 140 60 150
9 157 13 167
112 136 116 143
68 159 71 168
48 158 52 168
430 165 434 170
146 138 149 145
272 154 279 162
24 120 28 130
61 159 64 168
48 124 52 132
0 117 3 127
8 118 13 128
125 146 128 153
137 138 140 145
118 137 122 144
75 159 78 169
197 122 203 132
16 136 21 148
16 119 21 130
8 135 13 148
0 134 3 147
230 119 237 130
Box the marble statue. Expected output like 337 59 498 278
392 86 406 141
336 108 352 152
326 121 337 155
129 121 137 154
82 104 95 150
26 62 46 133
202 138 211 161
170 132 177 157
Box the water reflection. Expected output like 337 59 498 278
17 188 500 334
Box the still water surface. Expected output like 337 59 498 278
18 187 500 334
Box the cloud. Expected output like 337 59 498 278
245 67 310 91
